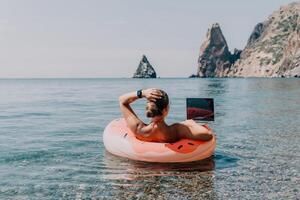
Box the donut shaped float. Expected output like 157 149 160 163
103 118 216 163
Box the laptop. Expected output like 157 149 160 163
186 98 214 121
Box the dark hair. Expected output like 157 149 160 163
146 90 169 118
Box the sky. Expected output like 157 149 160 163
0 0 297 78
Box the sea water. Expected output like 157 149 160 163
0 78 299 199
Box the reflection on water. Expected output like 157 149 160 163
205 79 228 96
103 151 215 176
103 151 238 180
102 151 216 199
100 150 239 199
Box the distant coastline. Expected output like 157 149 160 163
133 1 299 79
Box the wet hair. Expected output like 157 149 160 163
146 90 169 118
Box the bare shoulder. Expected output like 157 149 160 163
171 120 192 131
171 120 213 141
170 120 193 135
179 119 197 126
172 119 200 128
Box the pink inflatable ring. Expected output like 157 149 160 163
103 118 216 163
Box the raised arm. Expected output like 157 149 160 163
119 89 162 136
119 91 144 134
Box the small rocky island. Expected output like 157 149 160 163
133 55 157 78
191 1 300 78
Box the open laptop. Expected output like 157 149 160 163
186 98 214 121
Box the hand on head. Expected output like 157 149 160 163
143 89 169 118
142 88 163 102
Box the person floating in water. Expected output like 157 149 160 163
119 88 213 143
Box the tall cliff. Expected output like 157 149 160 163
230 2 300 77
133 55 157 78
194 23 240 77
193 2 300 78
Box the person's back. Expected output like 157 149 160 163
119 88 213 143
135 120 178 143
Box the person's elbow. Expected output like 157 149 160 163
206 130 214 140
202 133 213 141
119 95 125 105
199 130 213 141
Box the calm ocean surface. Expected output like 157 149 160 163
0 78 299 199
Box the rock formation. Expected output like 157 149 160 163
192 2 300 78
229 2 300 77
246 23 265 47
194 23 240 77
133 55 157 78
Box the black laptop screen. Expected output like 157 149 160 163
186 98 214 121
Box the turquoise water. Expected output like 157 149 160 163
0 78 299 199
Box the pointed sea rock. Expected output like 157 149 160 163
133 55 157 78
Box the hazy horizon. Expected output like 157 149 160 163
0 0 296 78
